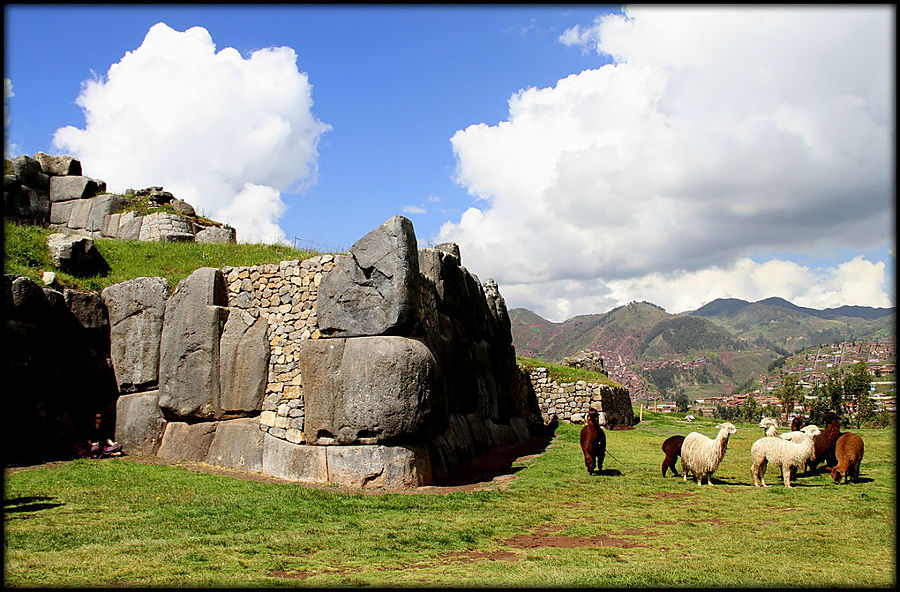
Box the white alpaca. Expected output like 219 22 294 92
779 430 814 474
758 417 779 438
681 422 737 486
750 424 821 488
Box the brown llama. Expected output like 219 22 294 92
661 435 685 477
580 407 607 475
808 411 842 473
830 433 864 484
791 416 804 431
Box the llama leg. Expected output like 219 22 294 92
596 449 605 473
584 453 595 475
782 465 792 488
662 456 670 477
759 459 769 487
669 458 680 477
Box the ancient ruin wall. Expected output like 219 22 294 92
529 368 635 427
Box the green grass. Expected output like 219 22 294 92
517 356 621 387
5 412 894 587
4 220 321 294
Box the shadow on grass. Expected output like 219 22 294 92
4 495 64 513
593 468 623 477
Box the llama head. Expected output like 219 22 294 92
801 424 821 438
830 466 844 483
758 417 777 429
716 422 737 436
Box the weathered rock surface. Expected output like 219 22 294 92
3 175 50 224
157 421 219 462
262 435 328 483
301 336 436 445
218 313 269 417
33 152 82 176
326 445 431 489
158 267 228 421
196 226 236 244
115 390 167 456
10 155 50 189
49 175 104 202
101 277 169 392
88 194 128 233
206 417 264 473
317 215 420 337
46 233 109 275
171 198 196 217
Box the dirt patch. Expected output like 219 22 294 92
269 569 312 580
501 524 649 549
651 492 694 499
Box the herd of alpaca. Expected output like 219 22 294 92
652 414 865 487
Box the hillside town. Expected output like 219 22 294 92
693 339 896 416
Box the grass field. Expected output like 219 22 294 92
4 410 895 587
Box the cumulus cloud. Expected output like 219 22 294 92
53 22 330 244
440 6 894 321
402 205 427 215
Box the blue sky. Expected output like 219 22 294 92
4 5 895 321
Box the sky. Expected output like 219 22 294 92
4 5 896 322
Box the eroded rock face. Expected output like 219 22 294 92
300 336 436 445
46 233 109 275
33 152 82 177
49 175 104 202
115 390 167 456
317 215 420 337
158 267 228 421
218 313 269 417
101 277 169 392
196 226 236 244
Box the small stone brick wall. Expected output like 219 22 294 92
223 255 336 443
529 368 635 427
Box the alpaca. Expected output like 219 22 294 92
759 417 779 438
680 422 737 486
791 416 804 431
750 424 821 488
830 433 864 484
778 429 814 477
580 407 606 475
661 435 685 477
807 412 842 473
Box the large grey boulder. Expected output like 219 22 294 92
171 198 196 217
49 175 105 202
300 336 436 445
196 226 236 244
206 417 265 473
49 200 75 225
101 277 169 392
115 390 167 456
116 212 143 241
158 267 228 421
64 289 109 330
326 445 431 489
218 313 269 417
67 199 93 229
3 175 50 224
262 435 328 483
156 421 219 462
10 155 50 189
317 215 420 337
33 152 82 176
88 194 128 233
46 233 109 275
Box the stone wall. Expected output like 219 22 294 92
529 368 635 427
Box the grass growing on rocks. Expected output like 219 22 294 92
5 411 894 587
517 355 621 388
3 220 321 294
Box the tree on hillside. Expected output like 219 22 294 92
822 369 844 416
807 388 831 426
742 393 758 422
843 361 875 429
776 374 802 421
675 393 690 413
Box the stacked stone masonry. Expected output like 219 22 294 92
223 255 335 444
530 367 634 427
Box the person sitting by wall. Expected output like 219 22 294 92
87 412 122 458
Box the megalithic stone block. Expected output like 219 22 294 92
317 215 420 337
300 336 436 445
158 267 228 421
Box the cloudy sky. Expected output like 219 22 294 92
4 5 895 321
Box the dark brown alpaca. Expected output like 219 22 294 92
808 411 842 473
580 407 606 475
791 416 804 431
661 435 685 477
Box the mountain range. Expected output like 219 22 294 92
511 297 895 400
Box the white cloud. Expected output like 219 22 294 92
440 6 894 320
4 78 18 157
52 22 330 244
402 205 427 215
